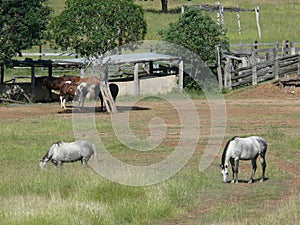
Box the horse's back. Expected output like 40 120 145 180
244 136 267 154
74 140 95 156
55 140 94 157
232 136 267 160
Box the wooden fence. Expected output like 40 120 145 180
217 41 300 89
182 3 261 38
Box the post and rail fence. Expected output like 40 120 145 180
3 41 300 92
217 40 300 90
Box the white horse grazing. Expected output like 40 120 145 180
39 140 96 169
220 136 267 183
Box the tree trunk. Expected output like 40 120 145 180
161 0 168 13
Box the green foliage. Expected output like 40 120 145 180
160 7 229 63
47 0 147 57
159 7 229 93
0 0 52 65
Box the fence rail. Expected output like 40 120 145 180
218 40 300 89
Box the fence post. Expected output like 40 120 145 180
216 45 223 89
31 66 35 99
282 40 289 57
252 49 257 85
298 51 300 78
255 7 261 38
39 45 42 60
224 57 232 89
290 42 296 55
0 65 4 84
181 5 185 13
273 43 279 80
178 60 184 91
237 11 241 35
134 63 140 96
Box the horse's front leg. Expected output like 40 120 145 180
60 96 64 109
249 158 257 183
99 94 104 112
232 158 239 183
229 158 236 183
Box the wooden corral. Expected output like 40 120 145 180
0 52 183 107
0 58 86 101
217 41 300 89
102 52 183 96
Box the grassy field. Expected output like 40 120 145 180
47 0 300 43
1 1 300 224
138 0 300 43
0 85 299 224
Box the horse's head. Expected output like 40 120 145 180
39 142 60 169
39 159 47 169
220 164 229 183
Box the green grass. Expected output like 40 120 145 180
135 0 300 42
2 1 300 224
46 0 300 43
0 99 300 224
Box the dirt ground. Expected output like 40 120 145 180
1 81 299 224
1 81 299 175
0 81 297 119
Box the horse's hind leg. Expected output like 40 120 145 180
249 158 257 183
259 154 266 182
81 157 88 167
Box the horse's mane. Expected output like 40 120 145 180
221 136 238 166
54 141 63 146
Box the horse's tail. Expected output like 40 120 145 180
88 144 98 168
258 137 267 155
51 89 60 95
92 144 97 159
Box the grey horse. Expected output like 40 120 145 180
39 140 96 169
220 136 267 183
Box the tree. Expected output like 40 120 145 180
160 0 192 13
161 0 168 13
161 7 228 63
47 0 147 58
160 7 229 91
0 0 51 65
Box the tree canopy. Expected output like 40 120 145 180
0 0 51 65
47 0 147 58
161 7 229 64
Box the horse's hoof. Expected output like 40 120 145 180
248 179 253 184
260 179 264 183
231 180 235 183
